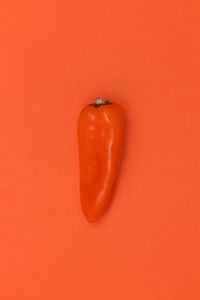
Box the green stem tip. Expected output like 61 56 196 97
90 97 112 108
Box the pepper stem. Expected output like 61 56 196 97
89 97 112 108
96 98 105 105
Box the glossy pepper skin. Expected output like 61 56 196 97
78 98 124 223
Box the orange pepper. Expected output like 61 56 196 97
78 98 124 222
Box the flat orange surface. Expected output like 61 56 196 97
0 0 200 299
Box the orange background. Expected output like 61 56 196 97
0 0 200 299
